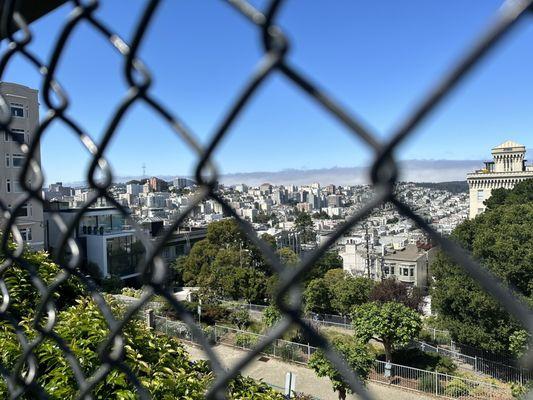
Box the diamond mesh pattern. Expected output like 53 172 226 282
0 0 532 399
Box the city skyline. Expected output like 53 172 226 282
3 0 533 184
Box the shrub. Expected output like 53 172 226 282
444 377 471 398
121 287 142 298
235 333 258 349
417 374 442 394
229 309 251 329
277 342 295 361
435 356 457 374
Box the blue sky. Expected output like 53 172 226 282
2 0 533 183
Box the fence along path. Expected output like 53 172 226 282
154 315 512 400
231 300 532 384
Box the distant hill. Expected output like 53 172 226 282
412 181 468 193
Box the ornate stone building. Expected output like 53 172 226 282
467 140 533 219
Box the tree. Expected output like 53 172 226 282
304 250 343 282
304 278 331 314
262 304 282 328
180 219 275 301
509 329 529 358
0 247 284 399
370 278 424 312
295 212 316 243
352 301 422 362
308 337 373 400
320 269 374 315
431 180 533 353
277 247 299 267
329 277 374 316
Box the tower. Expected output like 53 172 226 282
466 140 532 219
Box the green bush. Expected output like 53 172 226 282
235 333 258 349
417 374 442 394
435 355 457 374
444 378 471 398
277 342 296 362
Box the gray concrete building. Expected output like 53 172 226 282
0 82 44 249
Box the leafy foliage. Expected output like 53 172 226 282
304 269 373 315
431 179 533 354
369 278 424 312
180 219 270 302
308 337 373 400
295 212 316 243
352 301 422 362
0 248 284 398
262 304 282 328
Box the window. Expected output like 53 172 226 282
390 266 395 275
477 190 484 201
383 266 389 275
12 154 24 168
14 203 30 218
11 128 25 143
6 179 11 193
10 103 24 118
20 228 32 242
5 154 9 167
403 268 409 276
13 181 23 193
410 268 414 277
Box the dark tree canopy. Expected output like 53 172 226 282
370 278 424 312
431 179 533 354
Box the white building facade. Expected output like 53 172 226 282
467 141 533 219
0 82 44 249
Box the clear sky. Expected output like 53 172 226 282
2 0 533 184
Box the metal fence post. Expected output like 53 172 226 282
435 371 438 396
307 343 311 361
474 356 478 373
433 328 436 341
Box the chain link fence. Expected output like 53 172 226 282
0 0 532 399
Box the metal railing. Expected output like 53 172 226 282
154 315 512 400
0 0 532 399
370 360 512 400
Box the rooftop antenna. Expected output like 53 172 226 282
142 163 146 179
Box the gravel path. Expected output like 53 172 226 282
183 342 435 400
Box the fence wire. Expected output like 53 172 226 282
0 0 532 399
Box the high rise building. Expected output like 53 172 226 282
0 82 44 249
467 140 533 219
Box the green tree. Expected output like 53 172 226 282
304 278 331 314
278 247 299 266
304 250 343 282
0 247 284 399
330 277 374 316
431 180 533 353
308 337 373 400
295 212 316 243
321 269 374 315
262 304 282 328
352 301 422 363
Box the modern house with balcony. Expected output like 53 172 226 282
44 202 207 280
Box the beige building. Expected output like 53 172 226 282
467 140 533 219
0 82 44 249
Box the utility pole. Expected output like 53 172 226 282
365 224 371 278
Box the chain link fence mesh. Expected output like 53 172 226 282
0 0 532 399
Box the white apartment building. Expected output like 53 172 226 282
0 82 44 249
467 140 533 219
